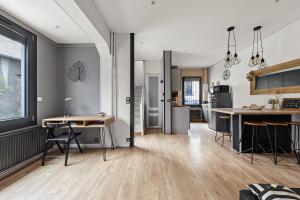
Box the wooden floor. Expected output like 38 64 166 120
0 123 300 200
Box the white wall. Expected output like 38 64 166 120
144 60 162 75
114 33 131 147
135 61 144 86
209 19 300 108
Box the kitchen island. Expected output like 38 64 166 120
210 108 300 152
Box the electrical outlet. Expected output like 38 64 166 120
37 97 43 102
126 138 131 142
94 138 99 143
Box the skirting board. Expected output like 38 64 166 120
69 143 129 148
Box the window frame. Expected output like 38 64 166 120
0 15 37 133
182 76 202 106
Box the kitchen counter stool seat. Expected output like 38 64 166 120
215 115 231 146
239 121 273 164
265 121 294 164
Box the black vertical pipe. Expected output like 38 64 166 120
130 33 135 147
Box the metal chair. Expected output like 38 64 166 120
42 122 83 166
215 115 231 146
239 121 272 164
265 121 293 164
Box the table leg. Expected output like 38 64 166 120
99 128 106 161
107 125 115 149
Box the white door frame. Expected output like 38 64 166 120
145 74 161 128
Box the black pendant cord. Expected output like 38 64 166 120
256 30 259 55
251 30 255 57
233 30 237 54
227 30 231 52
259 29 264 58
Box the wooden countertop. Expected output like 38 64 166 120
209 108 300 115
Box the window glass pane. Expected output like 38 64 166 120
184 78 200 105
0 34 25 121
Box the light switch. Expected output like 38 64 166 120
37 97 43 102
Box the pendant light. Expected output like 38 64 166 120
224 26 241 68
248 26 267 69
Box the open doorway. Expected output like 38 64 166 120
182 77 203 123
134 60 163 136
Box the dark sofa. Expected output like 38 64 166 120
240 188 300 200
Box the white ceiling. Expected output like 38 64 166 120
94 0 300 67
0 0 92 44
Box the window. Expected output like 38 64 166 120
0 15 37 132
183 77 202 106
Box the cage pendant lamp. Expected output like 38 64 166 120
249 26 267 69
224 26 241 68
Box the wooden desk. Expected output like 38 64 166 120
42 115 115 161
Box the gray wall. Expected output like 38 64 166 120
58 45 100 144
37 37 63 124
0 10 101 144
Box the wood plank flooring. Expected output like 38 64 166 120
0 123 299 200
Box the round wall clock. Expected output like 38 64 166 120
222 70 231 80
68 61 86 82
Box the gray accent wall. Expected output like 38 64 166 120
37 37 63 124
58 45 100 144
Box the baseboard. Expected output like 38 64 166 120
69 143 101 148
69 143 129 148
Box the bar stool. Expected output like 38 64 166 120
239 121 272 164
265 121 292 164
289 121 300 164
215 115 231 146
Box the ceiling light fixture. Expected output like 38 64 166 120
224 26 241 68
248 26 267 69
151 0 156 5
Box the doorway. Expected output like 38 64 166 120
182 77 203 123
146 74 161 129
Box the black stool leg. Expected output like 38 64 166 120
238 124 246 154
295 125 300 164
274 127 278 164
266 126 274 157
222 118 226 147
286 126 295 152
251 125 255 164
